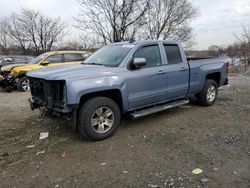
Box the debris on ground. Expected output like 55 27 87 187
148 184 158 188
39 132 49 140
122 171 128 174
36 150 45 155
192 168 203 175
26 144 35 149
8 159 27 167
1 152 9 157
61 151 67 159
200 178 209 183
100 162 106 166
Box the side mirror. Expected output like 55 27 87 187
40 60 49 65
131 58 146 69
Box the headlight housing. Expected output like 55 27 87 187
6 73 14 81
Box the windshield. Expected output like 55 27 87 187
84 44 133 67
28 53 47 64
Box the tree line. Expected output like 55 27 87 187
208 24 250 70
0 0 249 70
0 0 198 55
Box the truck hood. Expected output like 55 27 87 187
1 63 26 72
27 64 124 80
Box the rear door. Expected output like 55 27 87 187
163 44 189 99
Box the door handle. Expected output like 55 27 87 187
180 67 188 71
157 70 165 74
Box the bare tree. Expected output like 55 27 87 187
208 45 224 57
235 24 250 44
4 9 68 55
0 18 12 54
141 0 198 42
7 13 31 55
234 24 250 69
21 9 68 55
75 0 150 44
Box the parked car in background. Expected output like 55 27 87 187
28 40 229 141
0 51 89 92
0 55 34 75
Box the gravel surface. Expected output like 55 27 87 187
0 74 249 187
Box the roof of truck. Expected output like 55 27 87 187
108 40 179 46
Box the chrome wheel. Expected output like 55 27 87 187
91 107 114 134
21 78 30 91
207 85 216 102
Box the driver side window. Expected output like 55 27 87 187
46 54 63 63
133 45 162 67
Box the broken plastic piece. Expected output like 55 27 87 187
192 168 203 175
39 132 49 140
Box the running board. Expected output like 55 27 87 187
130 99 189 119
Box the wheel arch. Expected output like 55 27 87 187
79 89 124 112
205 72 221 86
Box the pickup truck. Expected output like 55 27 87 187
27 40 229 141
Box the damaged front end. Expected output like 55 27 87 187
0 72 15 92
29 77 77 128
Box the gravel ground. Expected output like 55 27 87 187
0 74 249 188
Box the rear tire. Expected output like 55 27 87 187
198 79 218 106
78 97 121 141
17 76 30 92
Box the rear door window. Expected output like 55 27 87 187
164 45 183 64
64 54 83 62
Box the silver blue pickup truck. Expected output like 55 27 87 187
28 40 229 141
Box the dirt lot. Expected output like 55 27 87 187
0 74 250 188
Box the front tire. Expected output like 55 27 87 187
17 76 30 92
78 97 121 141
198 79 218 106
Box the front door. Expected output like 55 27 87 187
125 44 168 110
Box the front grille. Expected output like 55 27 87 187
29 78 65 109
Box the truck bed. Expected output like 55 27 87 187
188 58 228 95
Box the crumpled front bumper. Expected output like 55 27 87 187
0 74 15 89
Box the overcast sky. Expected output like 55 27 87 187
0 0 250 50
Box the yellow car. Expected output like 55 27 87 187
0 51 89 91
